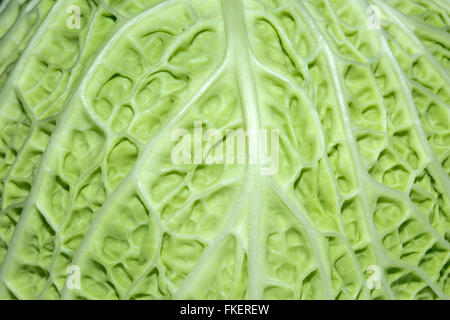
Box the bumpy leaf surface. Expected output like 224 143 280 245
0 0 449 299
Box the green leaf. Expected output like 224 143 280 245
0 0 448 300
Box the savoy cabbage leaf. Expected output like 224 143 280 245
0 0 449 300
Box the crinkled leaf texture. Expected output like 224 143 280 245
0 0 449 300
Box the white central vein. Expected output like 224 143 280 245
222 0 263 299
